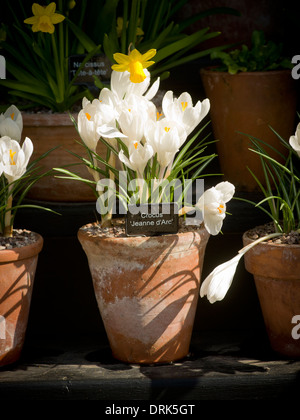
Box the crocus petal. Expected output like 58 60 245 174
215 181 236 203
0 118 22 142
22 137 34 163
289 123 300 157
97 125 127 139
144 77 160 101
200 253 243 303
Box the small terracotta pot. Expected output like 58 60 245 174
200 69 297 191
78 223 210 364
22 113 106 202
0 233 43 367
243 231 300 358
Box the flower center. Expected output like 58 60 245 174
164 127 170 132
156 112 162 120
38 16 53 33
129 61 146 83
9 149 16 165
10 113 14 120
181 101 188 111
85 112 92 121
133 141 138 149
217 204 224 214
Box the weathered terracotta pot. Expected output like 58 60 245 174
22 112 105 202
78 223 210 364
200 69 297 191
243 231 300 358
0 233 43 367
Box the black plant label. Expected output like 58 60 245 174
126 203 179 236
69 54 112 85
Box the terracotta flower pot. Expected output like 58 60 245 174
22 112 106 202
0 232 43 367
243 231 300 358
78 222 210 364
200 69 297 191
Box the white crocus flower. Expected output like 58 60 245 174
0 105 23 142
196 181 235 235
289 123 300 157
78 98 126 151
117 95 155 147
0 136 33 183
119 141 153 177
200 253 243 303
162 91 210 136
200 233 282 303
145 118 187 170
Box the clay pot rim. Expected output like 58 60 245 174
243 229 300 250
200 67 292 77
78 221 209 244
0 232 43 263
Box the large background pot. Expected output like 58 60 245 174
22 113 105 202
201 69 297 191
0 232 43 367
78 223 210 364
243 230 300 358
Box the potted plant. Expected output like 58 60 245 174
200 30 297 192
55 47 235 364
0 105 54 367
200 125 300 358
0 1 103 201
0 1 238 201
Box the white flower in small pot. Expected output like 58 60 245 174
55 46 236 364
200 125 300 357
0 105 55 367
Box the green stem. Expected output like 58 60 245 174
51 33 64 103
239 232 283 255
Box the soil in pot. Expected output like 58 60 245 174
243 223 300 358
0 230 43 367
78 219 210 364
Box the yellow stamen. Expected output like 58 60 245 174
156 112 162 120
10 113 15 120
9 149 16 165
217 204 224 214
164 127 170 132
181 101 188 111
85 112 91 121
134 141 138 149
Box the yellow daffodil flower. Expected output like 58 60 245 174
112 48 156 84
24 2 65 34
